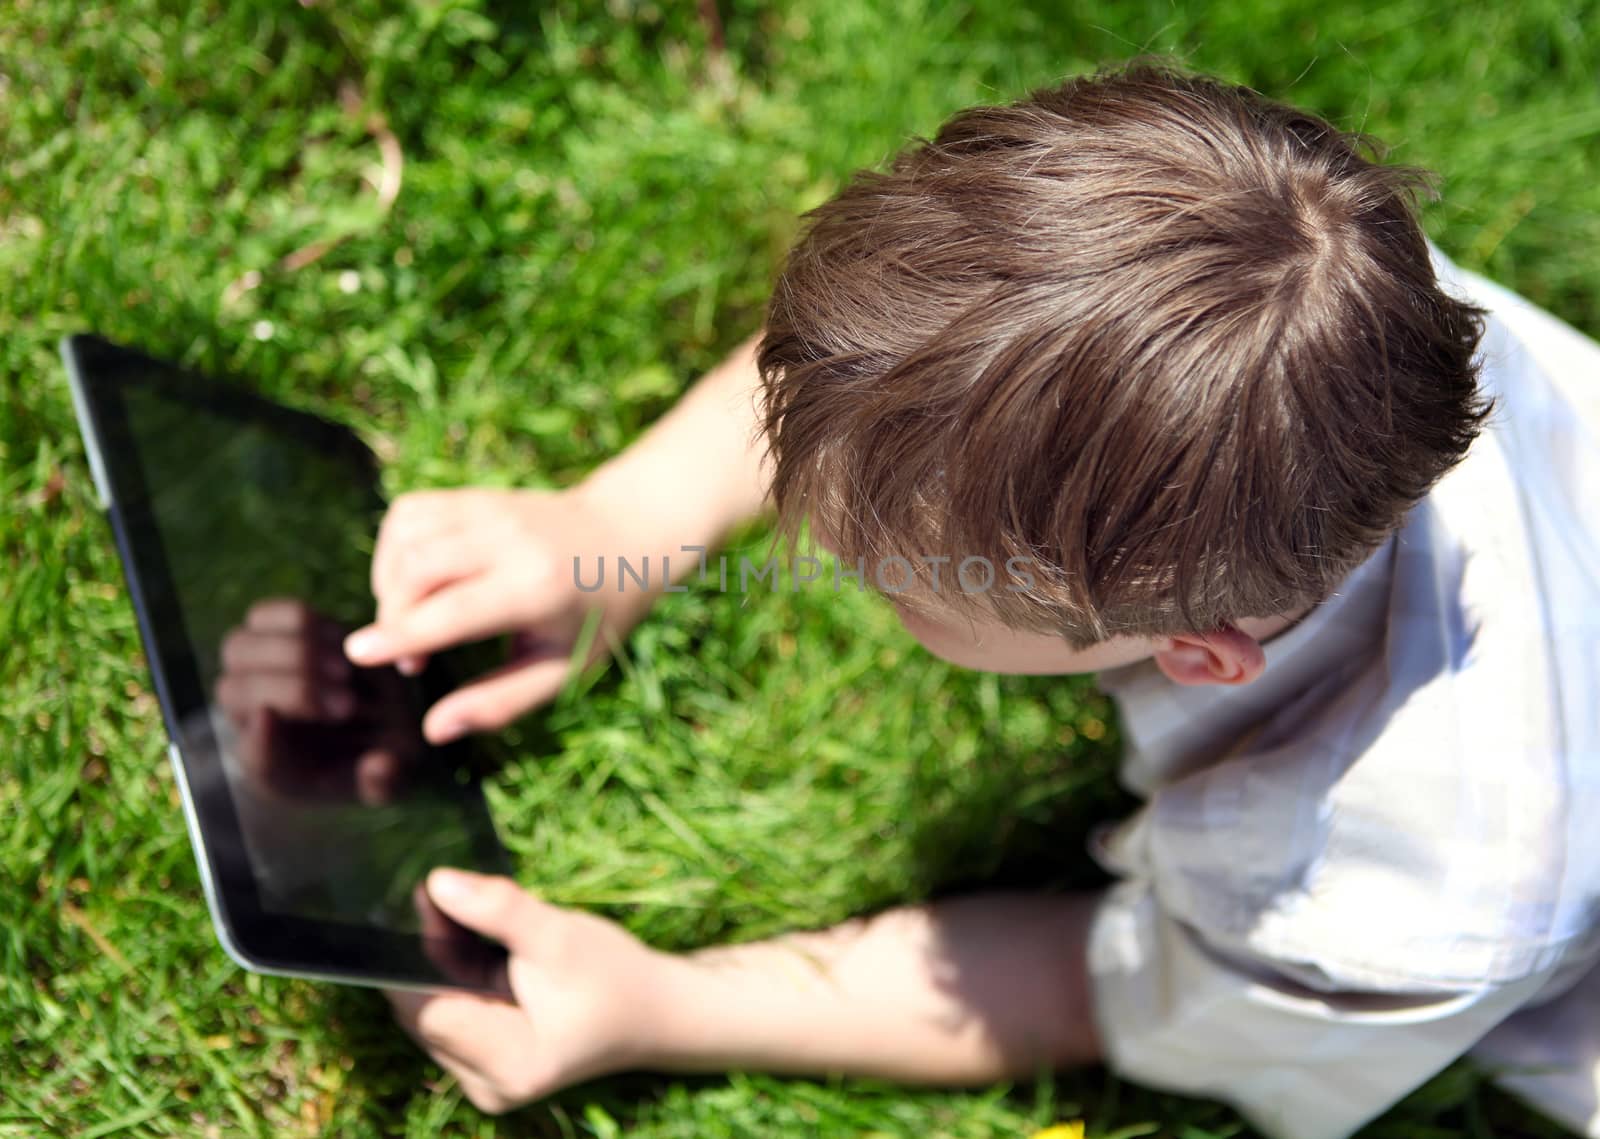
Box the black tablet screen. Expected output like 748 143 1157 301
101 350 511 973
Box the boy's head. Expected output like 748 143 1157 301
756 57 1491 684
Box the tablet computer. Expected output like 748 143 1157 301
62 333 513 996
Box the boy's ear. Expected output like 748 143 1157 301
1151 626 1267 687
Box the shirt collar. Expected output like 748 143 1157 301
1094 534 1399 796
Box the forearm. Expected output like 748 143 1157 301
579 332 773 573
640 891 1104 1085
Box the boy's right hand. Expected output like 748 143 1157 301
343 486 655 744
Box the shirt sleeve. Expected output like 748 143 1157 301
1087 877 1556 1139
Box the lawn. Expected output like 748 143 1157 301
3 1 1597 1136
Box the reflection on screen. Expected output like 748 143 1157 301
120 377 502 938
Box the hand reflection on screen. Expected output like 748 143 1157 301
214 598 422 806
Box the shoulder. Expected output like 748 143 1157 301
1115 494 1600 990
1120 678 1599 992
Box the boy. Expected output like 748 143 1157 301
340 60 1600 1138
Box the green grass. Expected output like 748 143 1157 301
3 1 1597 1136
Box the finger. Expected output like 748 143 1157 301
413 879 453 942
376 540 489 623
448 1068 515 1113
439 1060 515 1116
243 597 318 634
214 669 355 721
397 653 428 677
424 870 557 959
386 1017 518 1116
372 493 470 600
235 705 282 789
220 628 349 682
355 749 403 805
415 880 484 987
422 654 572 744
385 987 527 1073
385 989 483 1070
384 985 432 1028
344 576 535 668
385 490 478 539
237 603 352 673
416 992 528 1057
400 1028 517 1117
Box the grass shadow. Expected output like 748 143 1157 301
903 678 1134 901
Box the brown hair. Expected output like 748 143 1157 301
757 56 1491 648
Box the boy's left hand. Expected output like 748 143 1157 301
384 869 679 1113
386 871 1105 1111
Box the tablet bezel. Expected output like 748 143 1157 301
62 334 513 996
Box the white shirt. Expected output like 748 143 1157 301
1084 240 1600 1139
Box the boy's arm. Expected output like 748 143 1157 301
659 889 1104 1083
385 871 1103 1113
579 330 774 563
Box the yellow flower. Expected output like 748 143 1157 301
1029 1124 1086 1139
